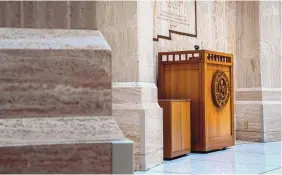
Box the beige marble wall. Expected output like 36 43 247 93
138 1 155 83
235 2 262 141
259 2 281 141
153 1 237 82
259 1 281 89
236 1 261 89
95 1 139 82
154 1 236 52
235 1 281 142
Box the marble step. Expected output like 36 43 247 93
0 116 134 174
0 140 133 174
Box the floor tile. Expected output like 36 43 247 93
262 168 282 174
150 159 279 174
135 141 282 175
230 141 281 155
186 149 281 166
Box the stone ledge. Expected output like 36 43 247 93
0 116 125 146
0 28 111 51
236 130 282 142
135 148 163 171
0 142 113 173
0 139 134 174
112 82 158 104
113 107 162 155
236 130 264 142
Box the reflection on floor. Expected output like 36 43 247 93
135 140 282 174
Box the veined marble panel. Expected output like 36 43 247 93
0 29 112 118
96 1 139 82
0 116 124 146
113 107 163 171
22 1 71 29
236 89 282 101
235 103 263 132
235 140 255 145
137 1 154 83
0 143 112 174
0 1 99 29
69 1 96 29
112 109 142 154
0 28 110 50
262 91 282 101
237 131 282 142
236 131 264 142
263 104 282 132
236 1 261 88
112 83 162 154
113 106 162 155
259 1 281 88
264 131 282 142
112 83 163 170
136 149 163 171
145 107 163 154
236 91 262 101
112 82 158 104
0 1 22 27
235 101 281 142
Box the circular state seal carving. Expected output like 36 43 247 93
211 71 230 108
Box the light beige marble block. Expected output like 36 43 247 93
0 116 124 146
0 28 112 118
112 82 163 170
0 28 133 174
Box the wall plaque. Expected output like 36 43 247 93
153 0 197 41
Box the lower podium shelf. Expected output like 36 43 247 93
158 99 191 159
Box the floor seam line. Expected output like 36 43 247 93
259 167 281 174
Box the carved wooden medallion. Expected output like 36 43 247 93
211 71 230 108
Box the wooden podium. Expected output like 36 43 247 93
157 50 234 152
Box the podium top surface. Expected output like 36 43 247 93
158 49 233 57
158 49 234 65
158 99 191 102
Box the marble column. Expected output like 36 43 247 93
0 28 133 173
96 1 163 170
235 1 281 142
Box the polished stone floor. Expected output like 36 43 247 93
135 140 282 174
